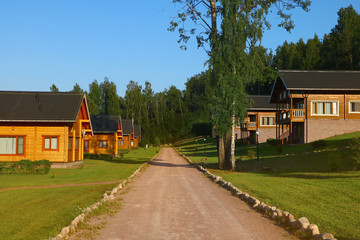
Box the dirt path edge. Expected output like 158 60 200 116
49 151 161 240
174 148 337 240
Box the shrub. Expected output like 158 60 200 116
350 137 360 170
84 153 113 161
0 159 51 175
311 139 327 148
247 150 255 159
276 145 283 154
267 138 282 146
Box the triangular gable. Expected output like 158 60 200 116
269 76 287 103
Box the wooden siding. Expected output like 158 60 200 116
84 133 118 155
306 94 360 120
0 96 92 163
0 125 69 162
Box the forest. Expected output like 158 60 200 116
50 5 359 147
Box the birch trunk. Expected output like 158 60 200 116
231 116 236 171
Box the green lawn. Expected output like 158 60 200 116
0 148 158 240
176 134 360 240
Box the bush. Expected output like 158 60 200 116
267 138 282 146
350 137 360 170
311 139 327 148
247 150 255 159
276 145 283 154
84 153 113 161
0 159 51 175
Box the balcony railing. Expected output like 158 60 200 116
249 122 256 128
291 109 305 120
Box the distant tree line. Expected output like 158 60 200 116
274 5 360 70
50 5 359 147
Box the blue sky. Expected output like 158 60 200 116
0 0 359 96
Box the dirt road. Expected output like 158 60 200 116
96 148 294 240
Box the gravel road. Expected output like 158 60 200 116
96 148 294 240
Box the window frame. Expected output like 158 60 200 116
349 101 360 114
0 136 26 156
259 116 276 127
311 100 339 116
99 140 108 149
118 140 124 146
42 136 59 151
84 140 89 152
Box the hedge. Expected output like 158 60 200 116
0 159 51 175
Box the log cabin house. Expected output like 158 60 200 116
235 95 277 144
0 91 92 165
119 119 134 150
133 124 141 147
269 70 360 144
84 115 123 156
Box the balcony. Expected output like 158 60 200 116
247 122 257 130
277 109 305 123
291 109 305 121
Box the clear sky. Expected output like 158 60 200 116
0 0 359 96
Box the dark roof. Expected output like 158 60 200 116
0 91 85 122
121 119 133 135
90 115 120 133
247 95 276 111
134 125 141 138
280 70 360 90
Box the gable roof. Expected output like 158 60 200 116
121 119 133 135
0 91 85 122
279 70 360 90
134 125 141 138
90 115 121 133
247 95 276 111
269 70 360 103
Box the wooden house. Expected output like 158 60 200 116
235 95 277 144
133 124 141 147
0 91 92 164
119 119 134 150
84 115 123 156
269 70 360 143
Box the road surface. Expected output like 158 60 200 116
95 148 293 240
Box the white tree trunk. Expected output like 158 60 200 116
231 115 236 171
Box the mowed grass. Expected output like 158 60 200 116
176 134 360 240
0 148 159 188
0 148 158 240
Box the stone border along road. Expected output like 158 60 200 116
94 148 295 240
176 148 337 240
50 151 161 240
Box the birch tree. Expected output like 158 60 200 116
169 0 311 170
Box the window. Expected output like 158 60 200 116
43 136 59 151
99 140 107 148
68 137 73 150
118 140 124 146
131 141 134 146
84 140 89 151
311 101 338 115
349 101 360 113
260 117 275 126
0 136 25 155
75 138 79 150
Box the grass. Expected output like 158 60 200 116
176 134 360 240
0 147 158 240
0 147 158 188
